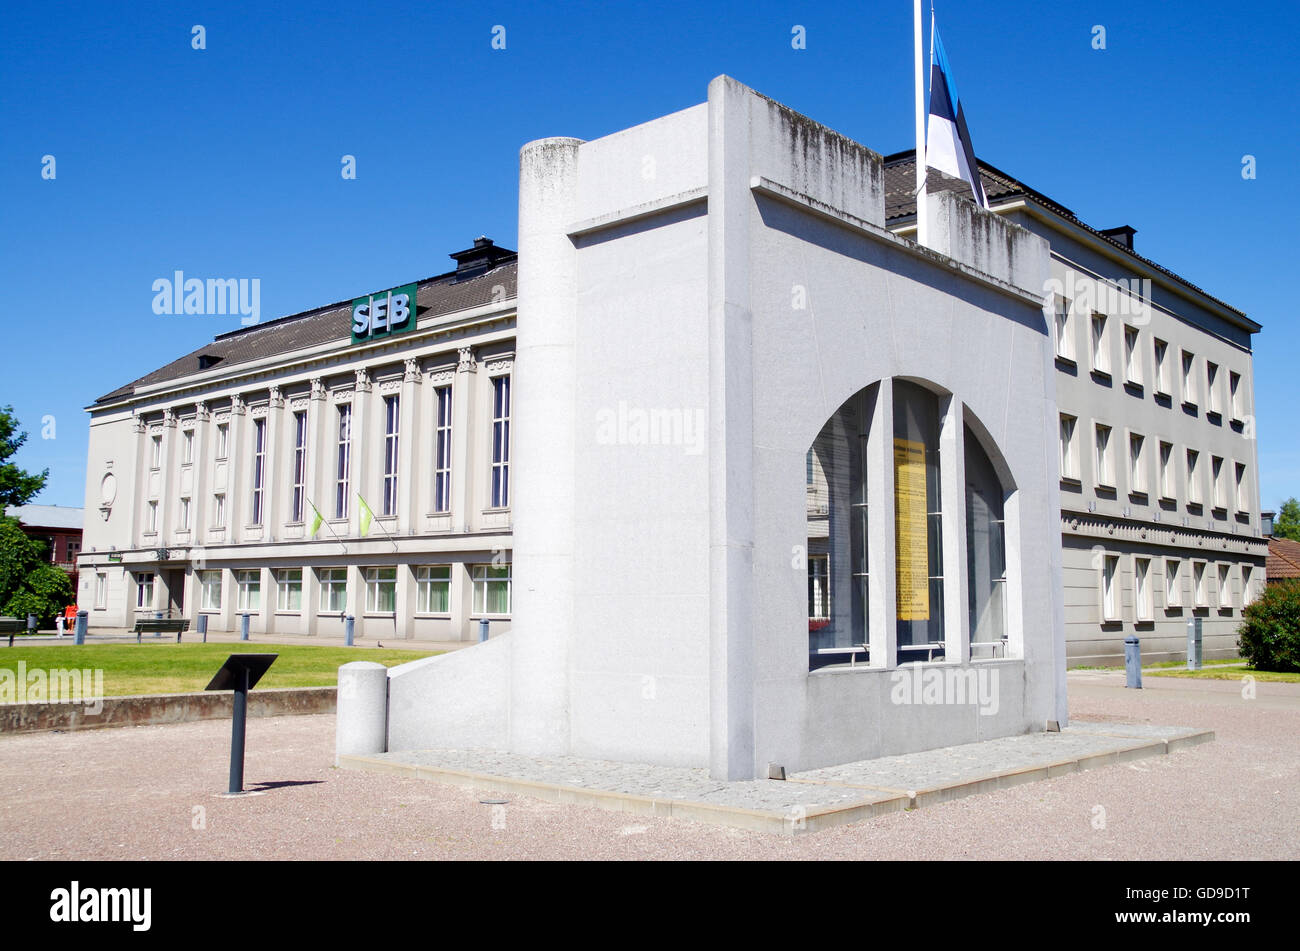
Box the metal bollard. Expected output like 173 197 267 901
197 614 208 642
240 613 250 641
74 610 87 645
1124 635 1142 689
478 618 490 643
1186 617 1203 670
344 614 355 647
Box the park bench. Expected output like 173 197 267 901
1 617 28 648
132 618 191 643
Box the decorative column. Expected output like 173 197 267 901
450 346 477 532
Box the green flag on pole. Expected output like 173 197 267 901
357 494 375 537
307 500 324 539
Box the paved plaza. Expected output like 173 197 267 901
0 670 1295 859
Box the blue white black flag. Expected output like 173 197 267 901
926 19 988 209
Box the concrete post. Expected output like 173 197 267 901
1124 635 1142 689
345 614 355 646
240 612 250 641
335 661 388 764
74 610 87 645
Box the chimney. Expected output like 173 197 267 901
448 235 516 281
1100 226 1137 251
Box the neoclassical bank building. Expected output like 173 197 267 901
79 77 1265 777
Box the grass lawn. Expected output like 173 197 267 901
0 643 438 696
1145 664 1300 683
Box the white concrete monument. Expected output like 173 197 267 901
356 76 1066 780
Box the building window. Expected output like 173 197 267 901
213 493 226 529
291 410 307 523
806 449 815 486
276 568 303 612
1181 350 1196 405
216 423 229 459
335 404 351 520
1235 462 1248 513
472 563 512 616
1165 559 1181 608
365 566 397 613
1128 432 1146 495
1217 564 1232 609
1193 561 1208 607
1134 557 1153 622
1059 414 1078 480
136 572 155 610
147 500 158 534
319 568 348 613
1123 325 1141 385
1090 314 1109 374
382 395 400 517
1054 295 1073 360
182 429 194 465
179 496 191 531
1094 422 1114 488
1229 370 1243 420
434 386 452 513
416 565 451 614
251 417 266 526
236 570 261 611
1211 456 1226 510
490 375 511 508
1153 338 1171 395
808 554 830 620
966 424 1007 655
1243 566 1255 607
94 572 107 609
199 570 222 611
1100 554 1119 622
150 435 162 470
1186 449 1201 505
1206 361 1221 416
894 380 943 662
1159 441 1175 499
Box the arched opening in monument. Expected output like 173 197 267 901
805 379 1019 671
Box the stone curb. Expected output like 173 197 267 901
0 687 336 735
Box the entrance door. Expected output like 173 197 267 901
166 569 185 617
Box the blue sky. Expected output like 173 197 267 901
2 0 1296 510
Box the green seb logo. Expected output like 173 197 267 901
351 284 417 343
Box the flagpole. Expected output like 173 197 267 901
307 498 347 553
357 493 399 552
914 0 928 247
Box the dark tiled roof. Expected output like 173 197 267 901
1267 537 1300 581
882 151 1251 325
95 258 517 405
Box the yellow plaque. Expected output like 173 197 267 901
894 438 930 621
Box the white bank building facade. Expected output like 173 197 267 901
79 77 1264 777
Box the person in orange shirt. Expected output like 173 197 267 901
62 603 77 636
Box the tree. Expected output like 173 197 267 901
0 405 48 509
1274 497 1300 542
0 407 67 621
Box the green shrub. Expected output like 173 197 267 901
1237 581 1300 672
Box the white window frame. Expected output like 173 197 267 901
1235 462 1249 514
236 569 261 611
276 568 303 612
147 500 158 534
1059 414 1078 480
1153 338 1171 396
365 566 397 614
1211 455 1226 510
216 423 228 459
291 410 307 523
150 434 162 470
1159 441 1175 500
1206 361 1221 416
808 553 830 620
490 375 511 509
214 493 226 529
1134 556 1153 622
181 429 194 465
318 567 348 613
1054 295 1074 360
416 565 452 615
1217 564 1232 609
1123 325 1142 386
1127 431 1146 495
1165 559 1181 608
1186 449 1201 505
251 417 266 526
1229 370 1243 421
1090 314 1110 375
1100 554 1120 622
1193 561 1208 608
179 496 191 531
1181 350 1197 406
472 563 512 617
94 572 107 609
335 404 351 520
433 386 452 514
136 572 155 610
199 570 222 611
1094 422 1114 489
382 395 400 517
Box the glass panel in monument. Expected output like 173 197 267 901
965 424 1007 657
807 386 872 671
893 380 944 663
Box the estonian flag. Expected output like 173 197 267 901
926 18 988 209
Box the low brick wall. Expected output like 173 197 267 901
0 686 336 735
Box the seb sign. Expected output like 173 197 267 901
351 283 417 344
